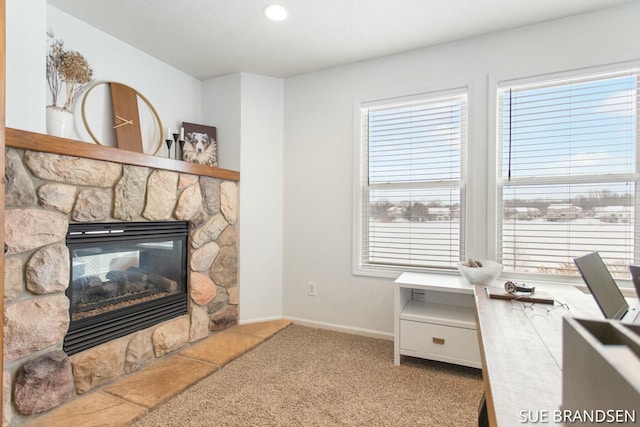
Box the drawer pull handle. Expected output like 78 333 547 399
432 337 445 345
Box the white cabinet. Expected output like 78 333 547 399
394 272 481 368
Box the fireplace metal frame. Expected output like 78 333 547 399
64 221 189 355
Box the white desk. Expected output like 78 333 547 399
473 282 603 426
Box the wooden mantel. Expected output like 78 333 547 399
6 128 240 181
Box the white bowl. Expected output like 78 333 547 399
457 260 503 285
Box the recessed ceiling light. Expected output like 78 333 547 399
263 4 288 21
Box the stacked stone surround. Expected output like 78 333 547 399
2 148 239 425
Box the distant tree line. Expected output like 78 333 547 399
371 200 460 221
372 189 632 221
504 189 633 213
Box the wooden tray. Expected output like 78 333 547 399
486 287 555 304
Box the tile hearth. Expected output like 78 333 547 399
23 319 292 427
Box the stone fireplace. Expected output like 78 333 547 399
3 129 240 424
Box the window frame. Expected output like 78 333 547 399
352 85 470 278
489 62 640 284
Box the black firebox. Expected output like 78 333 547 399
64 221 188 355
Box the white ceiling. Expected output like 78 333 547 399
48 0 635 81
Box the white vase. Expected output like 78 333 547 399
46 106 74 138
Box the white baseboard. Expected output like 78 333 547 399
238 315 284 325
285 317 393 341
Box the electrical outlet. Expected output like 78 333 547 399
307 282 317 296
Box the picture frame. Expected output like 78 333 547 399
181 122 218 167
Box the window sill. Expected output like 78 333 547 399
352 263 460 280
355 264 637 298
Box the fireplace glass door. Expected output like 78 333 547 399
64 221 188 355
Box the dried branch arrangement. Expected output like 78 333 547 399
47 29 94 110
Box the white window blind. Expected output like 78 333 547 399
497 69 639 279
357 90 467 272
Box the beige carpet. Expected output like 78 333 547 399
132 324 483 426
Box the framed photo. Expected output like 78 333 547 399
181 122 218 167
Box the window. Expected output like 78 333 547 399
355 89 467 275
497 69 638 279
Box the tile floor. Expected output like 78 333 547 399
23 319 293 427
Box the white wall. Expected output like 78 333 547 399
201 73 241 171
201 73 284 324
238 73 284 323
282 2 640 338
6 0 47 133
6 3 202 151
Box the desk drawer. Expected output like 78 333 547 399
400 319 480 364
